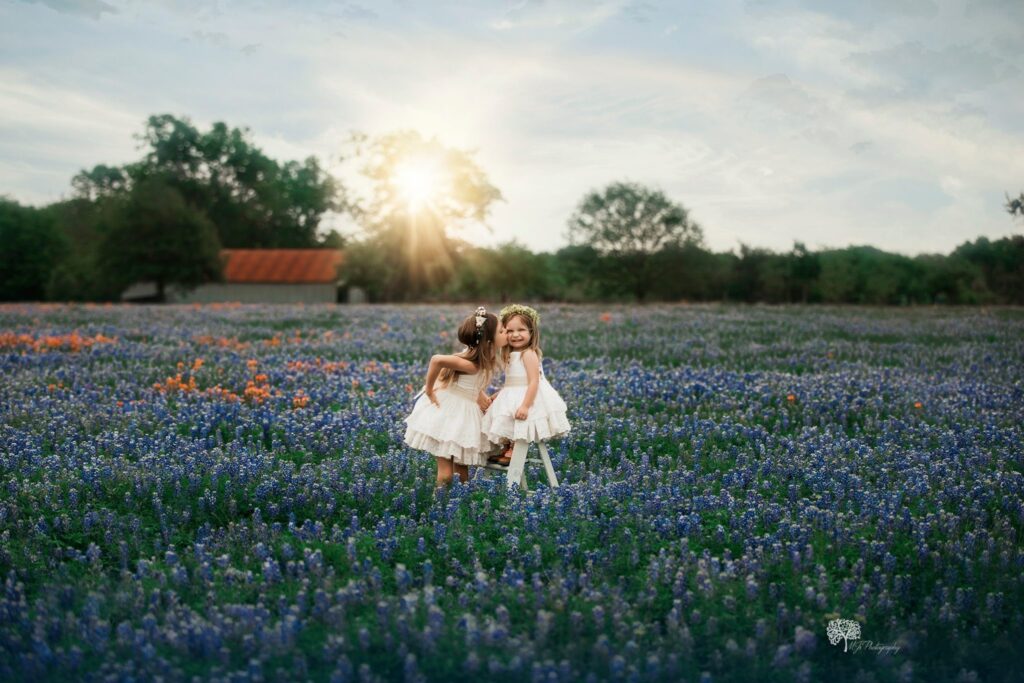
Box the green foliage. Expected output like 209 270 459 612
953 235 1024 305
567 181 703 254
816 247 924 305
41 197 127 301
96 176 223 300
550 245 607 302
342 130 503 300
0 198 67 301
567 182 703 301
1006 192 1024 217
789 242 820 303
74 114 339 249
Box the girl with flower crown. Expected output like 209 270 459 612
482 304 570 466
404 307 507 486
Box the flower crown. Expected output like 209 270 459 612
471 306 487 346
499 303 540 327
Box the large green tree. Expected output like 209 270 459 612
97 176 223 301
73 114 340 248
343 130 502 300
567 182 703 301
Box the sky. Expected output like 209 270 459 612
1 0 1023 255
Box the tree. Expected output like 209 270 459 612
728 244 776 303
788 241 821 303
817 248 860 303
0 198 68 301
552 244 606 302
567 182 703 301
954 235 1024 304
452 241 553 303
648 243 725 301
1006 192 1024 217
97 176 223 301
916 253 985 304
74 114 341 249
342 130 502 300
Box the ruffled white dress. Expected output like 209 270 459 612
404 371 488 466
482 351 570 445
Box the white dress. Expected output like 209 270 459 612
404 371 488 466
482 351 570 445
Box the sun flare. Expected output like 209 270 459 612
392 156 444 210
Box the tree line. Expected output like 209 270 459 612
1 114 1022 304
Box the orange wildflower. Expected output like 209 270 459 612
786 394 796 403
600 312 612 323
914 401 923 409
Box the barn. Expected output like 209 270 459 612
121 249 344 304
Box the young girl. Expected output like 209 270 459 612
482 304 570 465
404 307 507 486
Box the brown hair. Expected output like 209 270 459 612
500 311 542 364
437 311 501 387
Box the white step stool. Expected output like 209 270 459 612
480 440 559 490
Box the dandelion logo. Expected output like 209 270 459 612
827 618 861 652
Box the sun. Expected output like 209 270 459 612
391 156 444 210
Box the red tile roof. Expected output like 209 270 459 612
222 249 343 284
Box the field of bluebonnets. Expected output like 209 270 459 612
1 303 1022 683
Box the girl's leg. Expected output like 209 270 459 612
453 463 469 484
435 457 454 487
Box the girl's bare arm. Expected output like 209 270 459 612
424 354 478 405
515 350 541 419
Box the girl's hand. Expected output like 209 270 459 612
425 389 440 407
477 393 493 412
515 404 530 420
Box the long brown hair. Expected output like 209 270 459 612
437 311 500 387
500 310 542 364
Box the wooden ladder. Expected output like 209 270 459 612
481 440 559 490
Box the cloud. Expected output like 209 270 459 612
18 0 116 20
864 0 937 18
849 140 872 154
190 30 230 48
739 74 822 121
0 69 142 202
623 1 656 23
848 41 1021 102
2 0 1023 255
490 0 624 32
339 3 377 21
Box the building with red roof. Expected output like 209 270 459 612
121 249 345 303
